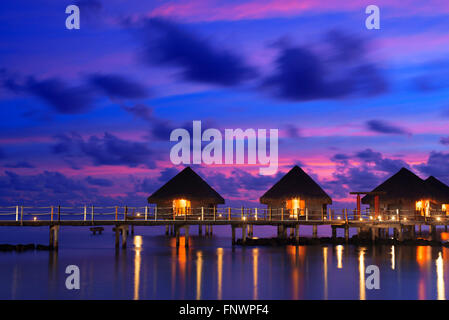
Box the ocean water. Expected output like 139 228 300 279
0 225 447 300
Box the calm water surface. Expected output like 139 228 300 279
0 225 448 299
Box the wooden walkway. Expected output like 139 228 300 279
0 205 447 248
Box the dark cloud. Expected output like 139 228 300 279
53 132 156 168
366 120 410 135
140 18 257 86
262 31 388 101
25 77 96 114
86 176 114 187
415 152 449 183
122 103 153 121
411 60 449 93
323 149 409 199
88 74 148 99
157 167 179 183
0 170 148 206
284 124 301 138
75 0 102 14
440 136 449 145
3 161 35 169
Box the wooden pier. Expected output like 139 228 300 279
0 205 447 249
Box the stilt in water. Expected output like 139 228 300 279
231 226 236 245
185 226 189 248
312 225 318 239
331 226 337 240
242 225 247 245
122 226 128 249
295 224 299 244
165 225 169 236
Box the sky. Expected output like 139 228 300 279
0 0 449 208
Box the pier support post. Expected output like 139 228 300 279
209 225 213 236
312 225 318 239
165 225 169 236
418 225 422 234
410 225 416 240
386 228 389 239
185 226 189 248
49 225 59 249
371 228 376 243
242 225 247 245
199 224 202 235
430 225 437 241
49 226 54 248
232 226 236 245
344 225 349 243
131 225 134 235
114 228 119 247
121 226 128 249
332 226 337 240
398 227 403 241
290 227 294 238
295 224 299 244
176 226 180 248
445 225 448 232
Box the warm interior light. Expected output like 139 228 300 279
443 204 449 215
437 217 441 221
286 198 305 218
173 199 191 216
242 216 247 221
391 216 396 221
33 216 37 221
416 200 431 217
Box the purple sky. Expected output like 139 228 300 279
1 0 449 208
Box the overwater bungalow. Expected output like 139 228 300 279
425 176 449 215
362 167 440 217
147 167 224 216
259 165 332 219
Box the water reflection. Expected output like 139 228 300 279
391 246 395 270
323 247 328 300
336 245 343 269
358 248 366 300
133 236 142 300
217 248 223 300
253 248 259 300
196 251 203 300
436 252 445 300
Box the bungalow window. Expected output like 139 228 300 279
443 204 449 215
173 199 191 216
416 200 430 217
286 198 305 218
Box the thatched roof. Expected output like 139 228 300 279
260 165 332 204
147 167 225 204
362 167 432 204
425 176 449 203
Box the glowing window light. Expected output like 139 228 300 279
286 198 305 218
173 199 191 216
242 216 247 221
391 216 396 221
437 217 441 222
33 216 37 221
403 217 407 221
337 217 341 220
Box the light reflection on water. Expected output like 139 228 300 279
0 226 448 299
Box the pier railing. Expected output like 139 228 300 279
0 206 448 224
